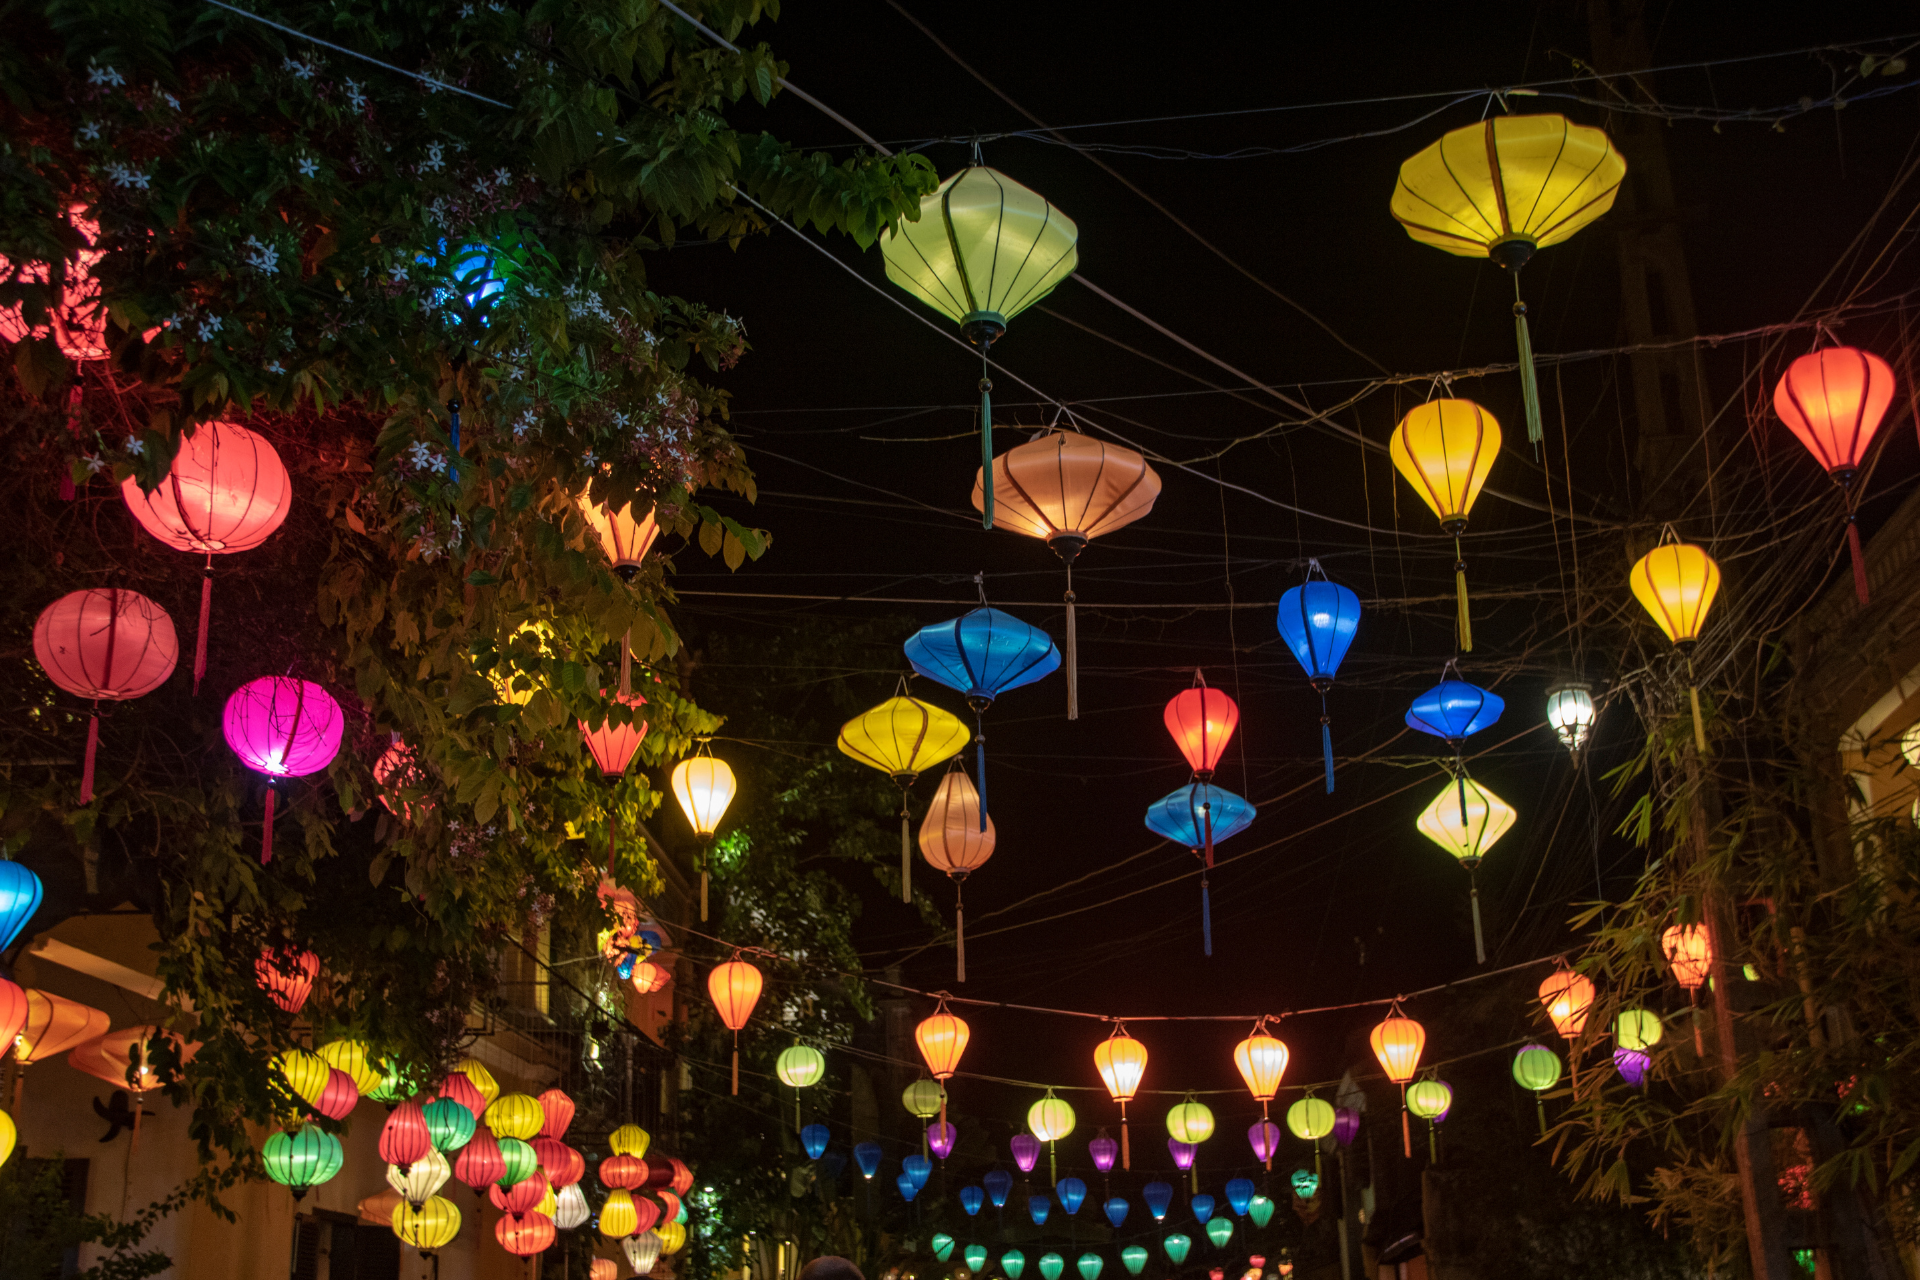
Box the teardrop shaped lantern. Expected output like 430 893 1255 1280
1164 673 1240 780
838 684 971 905
1093 1024 1147 1170
880 166 1080 528
708 952 763 1096
1057 1177 1087 1215
1089 1133 1118 1172
576 483 661 696
1415 775 1516 964
1545 681 1596 755
1538 968 1596 1041
906 601 1060 833
919 762 995 981
223 676 344 865
1276 560 1362 792
983 1168 1014 1205
1629 533 1722 754
670 741 736 922
1662 924 1712 993
1774 346 1897 603
1369 1006 1426 1158
1232 1019 1289 1155
1002 1250 1028 1280
1141 1180 1173 1221
975 430 1160 716
0 864 44 953
914 999 969 1132
1392 115 1626 446
33 588 178 805
1144 782 1255 957
1389 399 1501 650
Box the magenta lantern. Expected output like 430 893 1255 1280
1010 1134 1041 1173
1247 1120 1280 1165
1088 1134 1118 1173
222 677 344 864
1614 1047 1650 1088
1168 1139 1195 1171
928 1122 956 1160
1332 1107 1360 1148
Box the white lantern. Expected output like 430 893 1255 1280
1546 682 1595 753
385 1148 451 1208
553 1182 591 1230
625 1230 665 1276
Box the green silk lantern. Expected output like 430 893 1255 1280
1163 1235 1192 1265
777 1045 826 1089
1289 1169 1319 1200
1248 1194 1275 1228
262 1125 344 1199
904 1079 945 1120
1039 1252 1066 1280
966 1245 988 1272
1121 1247 1148 1277
932 1234 956 1262
1512 1044 1562 1137
1029 1090 1076 1183
1616 1008 1664 1051
1002 1251 1027 1280
497 1136 538 1187
878 166 1080 530
1406 1079 1453 1162
1077 1254 1103 1280
1285 1095 1335 1179
1205 1217 1233 1248
1165 1096 1215 1145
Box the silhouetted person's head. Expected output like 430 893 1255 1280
801 1257 865 1280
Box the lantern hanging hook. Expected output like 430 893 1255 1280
973 571 989 608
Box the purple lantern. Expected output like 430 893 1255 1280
1332 1107 1361 1148
1614 1047 1651 1088
1011 1133 1042 1173
928 1122 956 1159
223 676 344 864
1167 1139 1196 1171
1089 1134 1118 1173
1247 1120 1280 1164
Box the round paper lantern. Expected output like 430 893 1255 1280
1775 347 1897 603
389 1148 453 1208
489 1168 549 1215
600 1154 648 1191
1232 1025 1289 1109
1093 1026 1147 1169
657 1219 687 1254
608 1123 652 1158
1163 1235 1192 1265
918 764 996 979
1406 1081 1452 1122
121 418 291 692
1276 560 1363 792
1028 1091 1075 1142
274 1048 332 1107
391 1195 460 1253
485 1093 544 1142
222 677 344 864
313 1068 360 1121
1390 398 1500 649
253 947 319 1015
708 954 763 1096
263 1125 344 1199
0 865 45 953
625 1231 664 1275
1663 924 1713 992
497 1137 538 1188
496 1211 556 1257
423 1098 476 1153
1630 537 1723 752
670 752 736 837
776 1044 826 1091
1615 1047 1652 1087
1617 1008 1665 1051
1370 1012 1426 1084
1166 1097 1214 1145
381 1101 434 1171
1287 1096 1333 1144
33 588 178 803
554 1183 591 1230
589 1261 618 1280
1539 969 1597 1040
530 1137 584 1188
316 1040 381 1095
453 1128 506 1190
533 1087 574 1140
1513 1043 1563 1135
1546 681 1596 755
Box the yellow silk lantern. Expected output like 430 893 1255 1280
608 1124 651 1159
1232 1023 1290 1116
600 1187 640 1239
0 1110 15 1168
671 743 737 922
1415 775 1516 965
1165 1097 1214 1145
1629 534 1722 754
838 688 970 904
275 1048 332 1108
1389 399 1501 651
658 1219 688 1254
485 1094 544 1142
391 1195 461 1252
456 1057 499 1108
1392 114 1626 445
317 1040 382 1096
1093 1026 1147 1170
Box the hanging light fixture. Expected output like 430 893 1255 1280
914 999 969 1130
1088 1132 1118 1173
1231 1020 1290 1120
708 951 763 1096
1629 533 1722 754
1144 781 1255 957
1028 1089 1076 1183
670 741 737 922
1369 1006 1426 1159
222 676 345 865
837 684 970 904
263 1125 345 1200
579 688 648 883
1774 346 1897 603
1538 968 1596 1041
1093 1024 1147 1170
32 588 178 805
1389 399 1501 650
1414 775 1517 965
576 481 661 697
1511 1044 1563 1136
1275 560 1362 791
1545 681 1596 755
918 762 996 981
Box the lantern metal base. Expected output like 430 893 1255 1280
961 312 1006 349
1488 235 1536 272
1047 533 1087 564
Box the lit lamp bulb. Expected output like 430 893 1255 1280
1545 681 1595 754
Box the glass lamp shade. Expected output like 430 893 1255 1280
1122 1246 1149 1277
1078 1252 1105 1280
1104 1195 1128 1228
1167 1139 1196 1170
391 1195 461 1252
316 1039 381 1095
381 1101 435 1170
708 959 763 1032
496 1211 556 1257
776 1045 827 1089
958 1184 985 1215
1286 1097 1335 1142
1166 1098 1215 1144
905 608 1061 709
388 1149 453 1208
313 1068 361 1121
931 1233 956 1262
1144 783 1255 849
1389 399 1501 531
453 1129 506 1190
836 696 969 783
1164 683 1240 777
1290 1169 1320 1200
1029 1092 1077 1142
33 588 177 702
915 1010 970 1079
1407 678 1504 744
578 690 647 776
1415 777 1516 870
919 768 996 874
853 1142 882 1179
670 755 736 836
1094 1031 1148 1103
1233 1032 1289 1101
1630 542 1721 647
0 864 45 953
1616 1009 1665 1051
1539 970 1597 1039
223 677 343 778
1225 1179 1255 1216
801 1125 831 1161
624 1230 664 1274
1039 1252 1067 1280
983 1169 1013 1206
554 1183 592 1231
534 1088 574 1140
598 1188 640 1238
609 1125 652 1159
904 1154 933 1191
1775 346 1896 479
120 419 292 553
263 1125 344 1197
1614 1047 1652 1087
1057 1177 1087 1214
1010 1134 1042 1172
577 490 660 578
966 1244 989 1272
1512 1044 1563 1093
1369 1014 1426 1084
1276 576 1361 685
1142 1181 1174 1220
1163 1235 1192 1265
1190 1194 1215 1225
1662 924 1713 990
1391 114 1626 260
1002 1251 1028 1280
973 430 1160 546
902 1079 945 1119
486 1094 545 1143
898 1172 921 1203
1206 1217 1234 1248
1089 1135 1119 1172
1546 682 1596 752
927 1122 956 1159
531 1138 584 1188
1406 1081 1452 1121
879 166 1079 342
1247 1120 1281 1163
1248 1195 1275 1228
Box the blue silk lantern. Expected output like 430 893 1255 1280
1142 1181 1173 1221
1276 560 1362 793
960 1185 986 1216
1190 1194 1214 1225
898 1171 919 1202
904 1154 932 1191
983 1168 1014 1207
1407 664 1505 824
1056 1177 1087 1214
0 862 44 951
1224 1178 1255 1217
854 1141 883 1180
1144 782 1256 956
801 1124 830 1160
1104 1196 1128 1229
966 1245 989 1272
906 604 1061 829
1029 1194 1052 1226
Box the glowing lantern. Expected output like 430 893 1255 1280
273 1048 331 1107
1248 1120 1280 1164
1010 1133 1041 1173
641 1195 669 1232
313 1068 360 1121
1166 1097 1215 1145
13 990 107 1069
554 1183 591 1230
1192 1194 1216 1224
1077 1252 1104 1280
1144 780 1256 956
899 1172 922 1203
1630 536 1723 753
1415 775 1516 964
1089 1133 1118 1172
1546 682 1596 755
914 1000 970 1130
919 763 996 980
381 1100 434 1172
1662 924 1713 993
1539 969 1596 1040
454 1129 506 1191
1370 1008 1426 1158
1512 1044 1563 1135
609 1125 652 1158
222 677 344 864
497 1137 538 1188
976 430 1159 717
959 1184 984 1215
983 1168 1013 1205
1334 1107 1361 1148
1392 115 1625 444
1232 1023 1290 1121
967 1244 990 1273
625 1231 664 1275
777 1044 826 1090
600 1155 648 1191
263 1125 344 1199
1164 1235 1192 1265
317 1040 381 1095
391 1196 461 1254
708 953 763 1095
838 688 970 903
1224 1178 1255 1217
1276 560 1363 791
1389 399 1501 649
1615 1048 1652 1087
1249 1195 1275 1227
1407 1080 1452 1162
903 1079 945 1120
534 1088 574 1140
880 165 1080 527
1029 1091 1076 1142
631 960 673 996
589 1261 618 1280
389 1148 453 1208
670 744 737 920
1165 675 1240 780
254 947 319 1015
1104 1195 1128 1228
577 485 660 699
1039 1252 1067 1280
579 688 647 881
0 865 44 952
424 1099 475 1153
658 1219 688 1254
532 1138 584 1187
599 1187 643 1237
485 1094 544 1143
0 206 113 359
0 980 24 1060
1290 1168 1319 1200
440 1070 489 1117
1121 1246 1148 1277
1167 1139 1195 1171
1617 1009 1664 1051
1142 1181 1173 1221
1775 347 1897 602
932 1233 956 1261
906 605 1060 832
496 1212 556 1257
65 1026 196 1102
1057 1177 1087 1215
32 588 177 803
928 1122 956 1159
121 418 291 692
1206 1217 1234 1249
1003 1250 1028 1280
1093 1025 1147 1168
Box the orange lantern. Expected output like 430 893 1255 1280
0 206 112 360
495 1211 556 1257
631 960 673 996
1774 346 1897 604
1163 675 1240 781
17 989 109 1064
1232 1021 1290 1116
1662 925 1712 993
707 953 763 1096
1538 969 1596 1041
1093 1024 1148 1169
580 689 647 882
0 978 25 1058
577 485 661 696
1369 1006 1426 1159
918 763 996 982
592 1260 620 1280
32 588 178 804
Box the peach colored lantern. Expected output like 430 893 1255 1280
16 989 109 1064
32 588 178 804
1538 969 1596 1040
708 953 763 1096
578 485 660 697
915 999 969 1130
1093 1025 1148 1170
918 763 996 982
1662 925 1712 992
1369 1006 1426 1159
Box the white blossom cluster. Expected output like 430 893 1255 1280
104 161 150 191
86 64 125 89
420 142 446 174
242 235 280 274
344 78 369 112
406 440 447 471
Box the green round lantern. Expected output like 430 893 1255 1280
966 1245 989 1272
1076 1254 1103 1280
903 1079 946 1120
368 1058 413 1104
1002 1250 1028 1280
1406 1080 1452 1121
496 1136 538 1188
1616 1008 1663 1052
1205 1217 1233 1248
1121 1246 1148 1277
1039 1253 1065 1280
1166 1096 1215 1145
1285 1096 1335 1141
932 1234 956 1262
1248 1194 1275 1227
1028 1093 1076 1142
422 1097 476 1153
262 1124 344 1199
1289 1169 1318 1199
777 1044 827 1089
1512 1044 1562 1093
1163 1235 1192 1265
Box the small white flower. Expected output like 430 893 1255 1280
87 64 126 89
104 161 151 191
283 56 315 81
242 235 280 274
297 155 319 178
389 262 410 284
83 453 107 474
420 142 446 173
512 410 536 439
123 435 145 456
195 315 221 341
344 78 368 111
77 121 103 143
407 441 444 470
266 360 285 374
459 3 473 14
609 410 630 430
449 515 464 540
492 167 511 188
153 84 180 111
582 451 600 469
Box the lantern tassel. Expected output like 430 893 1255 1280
955 881 966 984
1687 656 1707 755
131 1094 142 1158
1064 580 1079 722
731 1032 740 1097
900 799 912 905
1847 517 1870 605
193 565 213 696
1535 1095 1547 1138
1320 702 1335 794
1469 874 1486 965
979 372 994 531
1513 296 1544 448
620 626 632 699
260 783 275 865
80 708 99 806
1121 1111 1130 1171
1453 538 1472 653
976 728 987 834
700 864 709 922
1200 870 1213 958
1202 801 1214 870
1401 1104 1412 1160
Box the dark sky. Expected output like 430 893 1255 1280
652 0 1920 1125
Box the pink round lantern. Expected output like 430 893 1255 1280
380 1099 434 1172
0 206 109 361
33 588 178 803
313 1067 360 1121
222 677 343 864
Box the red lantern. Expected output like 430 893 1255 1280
581 689 647 881
0 206 112 360
1774 346 1898 603
454 1128 506 1190
632 1194 663 1236
254 947 319 1014
708 954 763 1096
1164 674 1240 779
313 1068 360 1121
32 588 178 804
373 740 429 821
0 977 27 1054
668 1159 693 1197
489 1168 549 1215
120 418 291 692
437 1072 488 1119
221 677 344 864
601 1153 648 1190
495 1211 556 1257
380 1099 434 1171
535 1087 574 1139
655 1189 682 1225
531 1137 584 1188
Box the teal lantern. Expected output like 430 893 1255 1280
497 1136 537 1188
1163 1236 1191 1265
1002 1252 1027 1280
1205 1218 1233 1249
932 1234 956 1262
261 1125 344 1200
1039 1254 1065 1280
1077 1254 1103 1280
1121 1247 1148 1277
966 1245 988 1272
1289 1168 1319 1200
423 1097 476 1152
1248 1194 1275 1227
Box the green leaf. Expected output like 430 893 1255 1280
465 569 501 586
